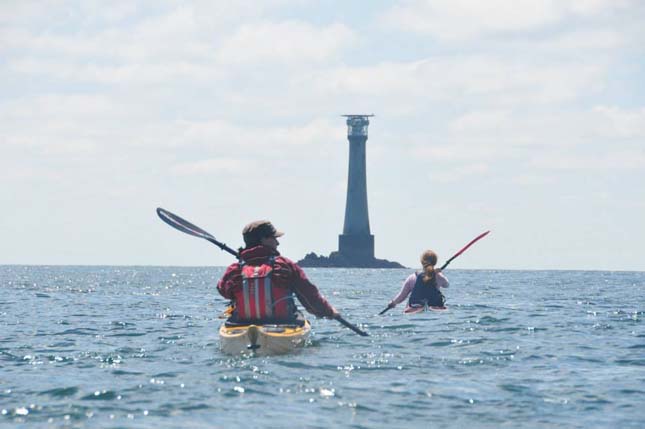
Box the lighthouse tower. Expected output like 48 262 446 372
338 114 375 263
296 114 403 268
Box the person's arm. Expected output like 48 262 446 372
289 263 337 318
216 263 240 299
436 271 449 289
389 274 416 307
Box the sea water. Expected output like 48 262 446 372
1 266 643 428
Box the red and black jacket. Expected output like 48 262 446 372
217 245 335 321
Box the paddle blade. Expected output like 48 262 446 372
440 230 490 271
156 207 215 241
452 230 490 259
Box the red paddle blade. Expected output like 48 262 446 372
440 230 490 270
453 230 490 259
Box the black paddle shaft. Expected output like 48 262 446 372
335 315 369 336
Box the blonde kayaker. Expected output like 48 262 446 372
386 249 449 311
217 220 339 325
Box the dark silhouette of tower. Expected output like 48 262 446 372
298 114 404 268
338 115 374 263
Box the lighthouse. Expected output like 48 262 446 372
338 114 374 263
297 115 403 268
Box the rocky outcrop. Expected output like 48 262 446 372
297 251 405 268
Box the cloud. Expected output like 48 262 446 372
379 0 629 41
512 174 557 185
8 58 225 85
531 150 645 170
216 20 356 65
0 164 64 182
411 141 499 162
174 117 342 154
170 158 247 176
567 0 629 15
537 29 626 52
408 104 645 175
427 162 490 182
592 106 645 138
449 110 511 133
1 94 118 121
0 94 122 155
0 82 343 160
380 0 559 40
1 7 207 61
306 55 606 107
2 7 356 88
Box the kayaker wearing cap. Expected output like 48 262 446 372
217 220 339 324
385 249 449 311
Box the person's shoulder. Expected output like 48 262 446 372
270 254 297 273
405 272 417 282
275 254 296 266
436 271 449 284
222 262 241 275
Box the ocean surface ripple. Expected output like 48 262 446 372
1 266 643 428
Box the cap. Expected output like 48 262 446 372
242 220 284 247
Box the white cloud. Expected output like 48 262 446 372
592 106 645 138
0 94 121 155
8 58 225 84
538 29 625 52
0 164 63 182
380 0 559 40
175 118 343 157
449 110 511 133
512 174 557 185
216 21 356 64
0 86 342 160
409 104 645 173
2 8 356 86
1 8 206 61
307 55 606 106
428 162 490 182
1 94 117 121
411 142 499 162
532 150 645 170
171 158 247 175
379 0 629 41
568 0 629 15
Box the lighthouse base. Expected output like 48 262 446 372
338 233 374 262
298 233 404 268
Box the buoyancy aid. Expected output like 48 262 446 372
408 272 445 307
233 257 295 322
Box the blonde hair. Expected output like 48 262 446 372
420 250 438 283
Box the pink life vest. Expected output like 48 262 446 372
233 257 293 321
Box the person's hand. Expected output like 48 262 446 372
387 302 395 309
330 308 340 319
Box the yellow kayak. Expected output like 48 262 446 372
219 320 311 356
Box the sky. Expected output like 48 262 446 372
1 0 644 271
